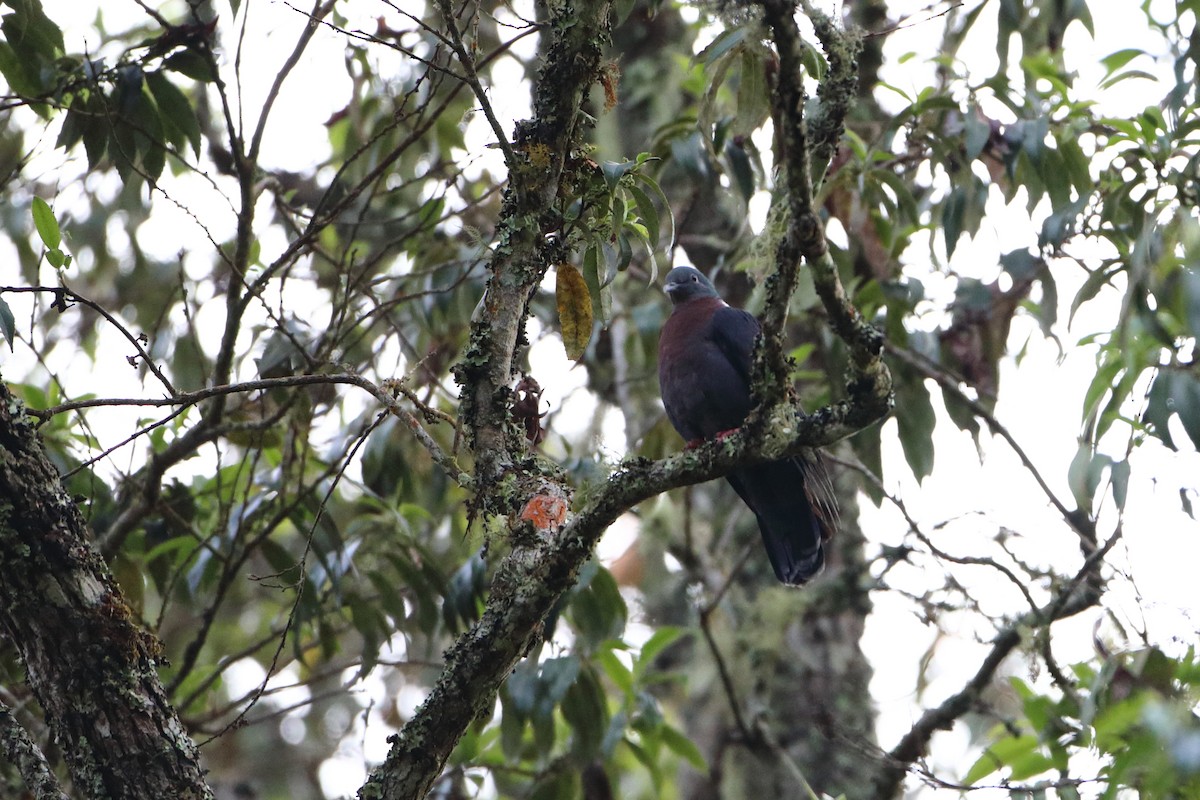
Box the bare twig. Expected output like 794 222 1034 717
873 528 1120 797
885 341 1092 545
432 0 519 169
2 285 177 395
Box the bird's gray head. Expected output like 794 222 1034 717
663 266 719 305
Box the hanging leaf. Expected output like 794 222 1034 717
582 244 613 324
734 49 770 136
556 262 593 361
600 159 637 193
895 372 937 482
0 296 14 351
163 50 216 82
626 183 660 248
31 197 60 250
1145 369 1200 451
146 70 202 157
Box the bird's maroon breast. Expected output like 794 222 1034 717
658 299 754 441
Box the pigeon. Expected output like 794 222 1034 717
657 265 838 584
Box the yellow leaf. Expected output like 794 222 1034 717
555 263 593 361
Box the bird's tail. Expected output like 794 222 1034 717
727 451 838 585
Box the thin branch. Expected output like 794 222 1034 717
751 0 892 441
885 340 1093 545
835 452 1041 612
246 0 334 166
873 528 1120 797
2 285 177 395
698 606 753 740
433 0 519 169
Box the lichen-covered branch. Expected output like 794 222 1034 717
0 701 68 800
361 4 894 797
755 0 891 430
0 379 212 800
361 3 613 797
452 0 612 499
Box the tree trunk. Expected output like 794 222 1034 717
0 376 212 800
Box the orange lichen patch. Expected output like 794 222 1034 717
519 492 568 532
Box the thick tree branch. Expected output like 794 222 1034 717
361 4 894 797
452 1 610 496
754 0 891 432
361 3 613 797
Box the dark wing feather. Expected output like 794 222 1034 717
709 305 759 387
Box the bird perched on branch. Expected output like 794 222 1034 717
657 266 838 585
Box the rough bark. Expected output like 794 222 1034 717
0 377 212 800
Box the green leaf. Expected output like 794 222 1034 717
659 724 707 769
55 101 85 151
569 566 627 649
1006 750 1057 781
1098 44 1146 73
724 135 757 201
538 656 581 715
635 626 688 680
163 50 215 82
942 185 966 258
582 243 612 324
626 183 660 248
0 41 38 96
595 648 634 696
81 93 110 169
2 0 64 55
634 172 675 251
734 49 770 136
562 666 608 758
964 107 991 160
615 230 634 272
31 196 60 249
1039 193 1090 250
941 385 981 443
0 1 64 97
499 690 527 760
45 248 68 269
0 296 15 351
146 70 202 157
895 374 936 482
1080 351 1124 424
696 26 748 67
964 734 1040 784
1100 69 1159 90
1068 443 1101 512
600 159 638 193
798 39 827 81
1070 265 1118 325
1145 369 1200 451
